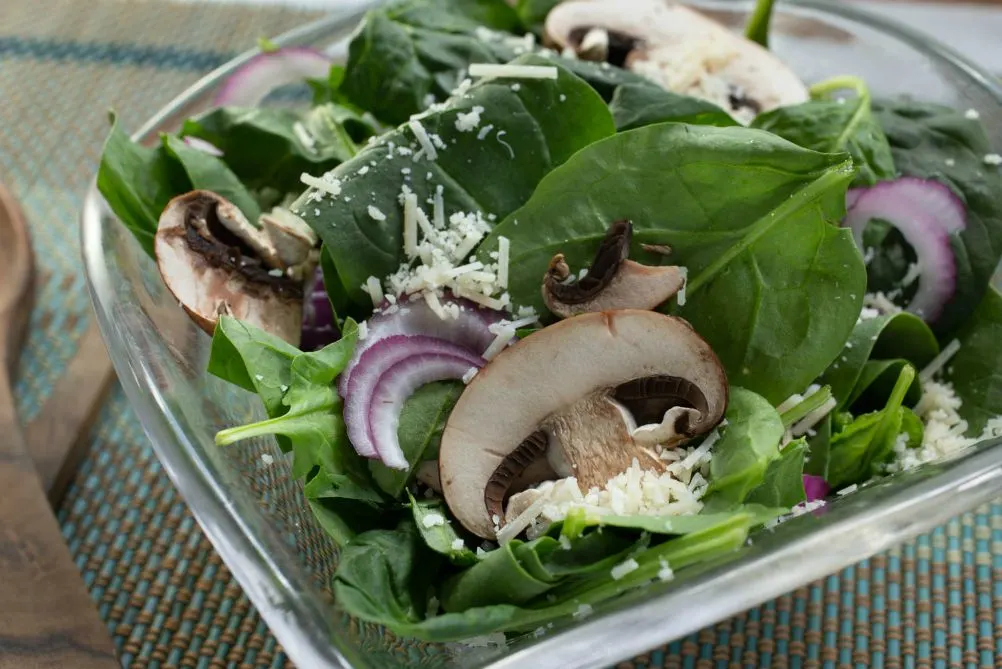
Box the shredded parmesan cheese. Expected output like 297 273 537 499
364 276 383 307
403 193 419 258
468 63 559 80
300 172 342 197
408 119 438 161
367 205 386 221
421 513 445 528
610 558 639 580
462 367 478 384
482 325 516 361
919 339 961 383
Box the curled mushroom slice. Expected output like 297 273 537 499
155 190 304 345
542 220 685 318
438 309 727 539
546 0 808 122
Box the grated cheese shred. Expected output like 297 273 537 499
468 63 559 80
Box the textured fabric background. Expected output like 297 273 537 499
0 0 1000 667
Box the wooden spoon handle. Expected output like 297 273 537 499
0 368 119 669
24 320 116 506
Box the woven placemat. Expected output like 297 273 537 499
1 1 1000 667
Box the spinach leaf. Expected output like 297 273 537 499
334 521 444 625
319 245 350 326
207 316 300 416
440 540 555 611
827 364 915 488
704 388 784 505
480 123 865 403
539 528 642 576
370 381 463 497
872 99 1002 336
745 439 808 508
819 311 937 410
340 4 646 124
335 511 752 641
947 286 1002 433
97 115 188 256
609 82 738 131
181 104 381 195
409 494 479 565
299 55 615 302
161 134 261 223
862 219 918 300
752 76 895 187
213 321 376 490
309 498 393 548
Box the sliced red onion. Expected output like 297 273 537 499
802 474 830 502
845 188 864 212
369 352 485 469
338 294 502 398
842 177 966 322
344 335 483 459
214 47 332 107
182 136 224 156
300 266 338 352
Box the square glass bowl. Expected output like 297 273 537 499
81 1 1002 667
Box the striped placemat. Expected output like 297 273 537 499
1 0 1000 666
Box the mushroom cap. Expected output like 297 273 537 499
439 309 727 539
546 0 808 116
542 220 686 318
155 190 303 345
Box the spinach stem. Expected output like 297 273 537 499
215 413 291 445
745 0 777 48
808 75 870 102
871 363 916 444
685 161 854 296
779 386 834 428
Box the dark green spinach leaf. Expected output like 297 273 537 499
819 311 937 410
440 540 554 611
299 55 616 302
161 134 262 223
704 388 784 504
609 82 738 131
480 123 865 403
97 115 188 256
752 76 895 186
745 439 808 508
947 286 1002 433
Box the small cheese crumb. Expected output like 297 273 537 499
450 538 465 551
558 535 572 550
422 513 446 528
984 153 1002 166
367 205 386 221
268 268 284 277
462 367 479 384
455 105 485 132
261 453 275 466
468 63 558 79
477 124 495 141
357 322 369 340
610 558 639 580
965 108 980 120
254 374 264 381
572 603 593 619
657 558 674 582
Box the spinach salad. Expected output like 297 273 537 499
97 0 1002 645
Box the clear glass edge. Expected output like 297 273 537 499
78 1 1002 667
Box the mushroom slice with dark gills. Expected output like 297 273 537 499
438 310 727 539
542 220 685 318
545 0 808 122
155 190 309 345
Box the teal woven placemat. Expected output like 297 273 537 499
1 1 1000 667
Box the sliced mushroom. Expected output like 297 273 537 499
545 0 808 122
438 309 727 539
542 220 685 318
260 207 319 274
155 190 304 345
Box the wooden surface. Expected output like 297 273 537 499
24 321 116 506
0 184 119 669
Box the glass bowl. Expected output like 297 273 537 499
81 2 1002 667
